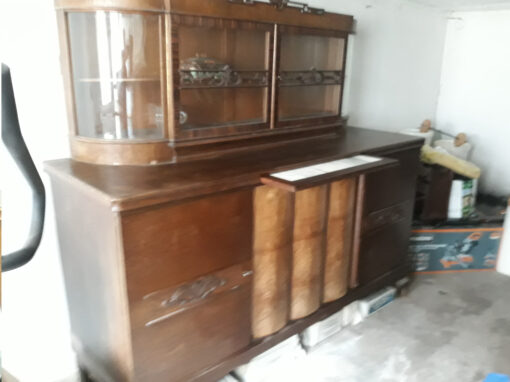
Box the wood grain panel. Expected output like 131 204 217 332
131 281 251 382
71 138 174 165
56 0 355 35
49 176 134 382
252 186 294 338
290 185 327 319
364 147 421 213
55 0 167 11
168 0 354 33
45 127 424 211
323 178 356 303
131 262 252 328
357 200 415 285
121 189 253 302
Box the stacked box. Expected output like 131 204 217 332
235 335 306 382
410 227 503 273
300 309 344 349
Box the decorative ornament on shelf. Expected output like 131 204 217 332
269 0 325 14
279 67 343 86
179 54 268 88
228 0 325 14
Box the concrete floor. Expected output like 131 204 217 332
306 272 510 382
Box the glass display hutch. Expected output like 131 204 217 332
56 0 353 165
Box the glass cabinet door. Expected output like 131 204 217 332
67 11 165 141
172 16 273 141
277 27 347 128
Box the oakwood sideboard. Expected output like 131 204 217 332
47 0 423 381
46 127 422 382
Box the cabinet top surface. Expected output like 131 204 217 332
55 0 354 33
45 127 423 211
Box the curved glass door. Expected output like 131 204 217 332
67 11 165 140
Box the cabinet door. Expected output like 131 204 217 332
276 26 348 129
355 148 421 286
67 11 167 141
357 201 415 285
170 15 273 142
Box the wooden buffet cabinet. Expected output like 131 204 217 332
47 1 424 381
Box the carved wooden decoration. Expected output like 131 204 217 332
252 186 294 338
180 70 269 88
135 262 252 328
323 178 357 303
290 185 328 320
279 70 343 87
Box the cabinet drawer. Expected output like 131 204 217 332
121 190 253 302
364 148 420 213
357 201 414 285
131 274 251 382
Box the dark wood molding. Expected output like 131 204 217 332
45 127 423 212
56 0 355 33
50 4 420 381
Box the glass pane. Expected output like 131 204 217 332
177 23 270 129
278 32 345 122
68 12 164 140
179 26 269 71
278 85 341 121
180 88 266 129
280 33 345 72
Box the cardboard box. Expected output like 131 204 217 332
358 286 397 317
410 226 503 273
235 335 306 382
448 177 478 219
301 286 399 350
301 309 344 349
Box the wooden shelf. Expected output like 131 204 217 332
279 111 337 121
278 70 343 87
180 84 268 90
279 82 342 88
181 118 266 131
179 70 269 89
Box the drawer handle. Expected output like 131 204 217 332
365 204 406 233
161 275 226 308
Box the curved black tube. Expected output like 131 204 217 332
1 63 46 272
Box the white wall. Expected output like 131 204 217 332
436 10 510 196
0 0 75 381
434 10 510 275
0 0 448 381
308 0 449 132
